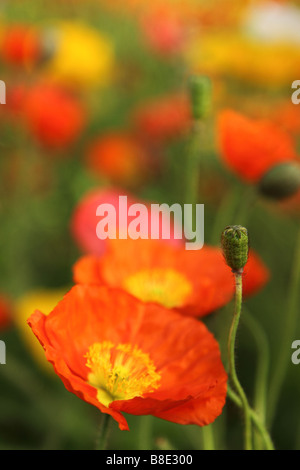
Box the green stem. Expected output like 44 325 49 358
185 121 203 207
243 308 270 424
201 424 215 450
97 414 112 450
234 186 257 227
138 415 153 450
211 185 242 245
228 272 253 450
227 386 274 450
268 225 300 425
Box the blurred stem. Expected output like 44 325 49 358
268 225 300 425
227 386 274 450
184 121 203 207
234 186 257 227
201 424 215 450
138 415 154 450
97 414 112 450
211 185 256 246
1 355 67 437
228 272 252 450
243 308 270 449
211 185 242 245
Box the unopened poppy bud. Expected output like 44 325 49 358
259 162 300 200
188 75 212 120
221 225 249 273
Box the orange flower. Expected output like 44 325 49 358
0 25 41 68
217 110 298 183
133 94 191 142
22 83 86 150
86 133 149 186
273 102 300 137
28 284 227 430
73 239 269 317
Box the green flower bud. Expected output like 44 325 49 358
259 162 300 200
188 75 212 120
221 225 249 273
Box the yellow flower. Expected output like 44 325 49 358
15 288 68 372
186 32 300 87
42 22 114 88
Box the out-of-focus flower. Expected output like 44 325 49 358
186 33 300 87
140 7 186 56
273 102 300 137
28 284 227 430
217 110 299 183
133 94 191 142
0 296 12 331
71 188 183 256
41 22 114 88
21 83 86 150
15 288 67 371
0 24 42 68
243 251 270 297
5 84 27 116
86 133 150 187
99 0 247 27
73 239 269 317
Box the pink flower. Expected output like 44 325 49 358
71 188 183 256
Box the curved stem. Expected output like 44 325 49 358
243 308 270 425
268 225 300 425
228 272 252 450
227 386 274 450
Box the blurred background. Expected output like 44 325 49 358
1 0 300 450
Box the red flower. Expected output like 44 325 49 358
73 239 269 317
28 284 227 430
141 7 186 56
22 83 86 150
71 189 183 256
0 296 12 331
133 94 191 142
1 25 41 68
86 133 149 186
243 251 270 297
217 110 298 183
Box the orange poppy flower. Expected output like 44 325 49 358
217 110 298 183
1 25 41 68
273 102 300 137
73 239 269 317
86 133 149 186
22 83 86 150
133 94 191 142
28 284 227 430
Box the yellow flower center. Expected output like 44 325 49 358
123 268 192 308
85 342 161 407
